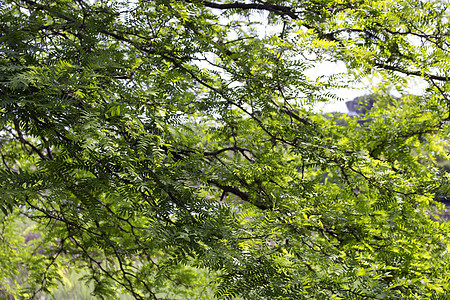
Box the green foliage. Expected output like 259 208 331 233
0 213 64 299
1 0 450 299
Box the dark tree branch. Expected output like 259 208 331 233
199 0 299 19
13 120 48 160
203 146 253 156
374 62 450 82
208 179 271 210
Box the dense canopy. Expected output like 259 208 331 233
1 0 450 299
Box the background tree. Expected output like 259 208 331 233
1 0 450 299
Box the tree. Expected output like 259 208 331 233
1 0 450 298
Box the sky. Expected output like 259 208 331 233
197 7 430 114
306 61 429 113
253 11 430 114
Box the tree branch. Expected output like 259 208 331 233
374 62 450 82
208 179 271 210
199 0 299 19
13 120 48 160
